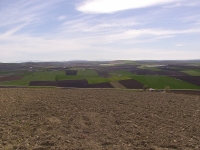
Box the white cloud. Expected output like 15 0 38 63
77 0 180 13
124 28 200 37
1 23 29 37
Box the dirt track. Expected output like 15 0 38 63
0 89 199 150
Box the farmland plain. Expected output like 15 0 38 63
0 60 200 91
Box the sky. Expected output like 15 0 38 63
0 0 200 62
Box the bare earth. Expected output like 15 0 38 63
0 88 199 150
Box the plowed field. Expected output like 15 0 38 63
29 80 88 87
170 90 200 96
0 89 199 150
0 76 22 82
171 76 200 86
119 79 144 89
65 70 77 75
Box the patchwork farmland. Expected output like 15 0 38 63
0 60 200 94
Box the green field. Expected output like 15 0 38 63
56 69 132 84
0 71 65 86
87 76 131 84
0 70 29 75
182 70 200 76
110 70 200 89
0 69 131 85
56 70 99 80
131 75 200 89
1 69 200 89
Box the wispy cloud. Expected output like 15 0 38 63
57 16 67 21
1 23 29 37
58 11 200 45
60 15 140 35
164 0 200 8
0 0 66 35
77 0 180 13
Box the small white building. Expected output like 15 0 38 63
149 88 155 92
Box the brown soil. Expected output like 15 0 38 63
83 82 114 88
0 89 199 150
65 70 77 75
110 82 126 89
29 80 115 88
170 90 200 96
119 79 144 89
29 80 88 87
0 75 22 82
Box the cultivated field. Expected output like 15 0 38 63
0 61 200 91
171 76 200 87
0 75 22 82
0 88 199 149
131 75 200 89
119 79 144 89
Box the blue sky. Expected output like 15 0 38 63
0 0 200 62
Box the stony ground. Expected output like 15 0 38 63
0 88 199 150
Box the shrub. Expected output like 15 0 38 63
164 86 170 92
155 88 158 92
143 85 149 91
